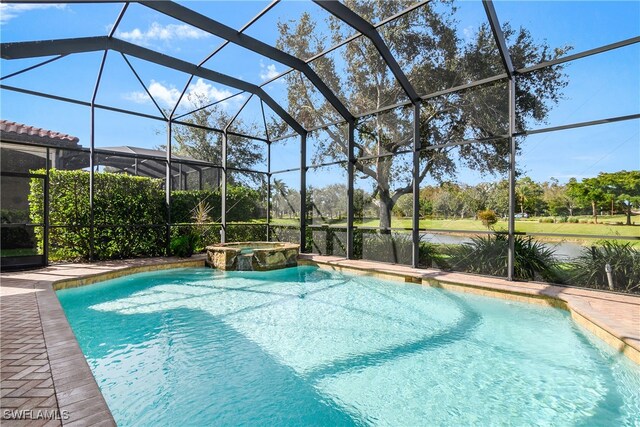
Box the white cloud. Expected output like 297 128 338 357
0 4 66 25
462 25 476 44
117 22 210 45
123 78 242 110
259 61 281 82
123 91 152 105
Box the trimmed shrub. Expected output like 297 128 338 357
477 209 498 230
226 223 267 242
1 209 35 250
227 186 264 222
568 241 640 293
170 229 197 258
30 169 166 261
538 217 555 223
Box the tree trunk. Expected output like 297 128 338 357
591 200 598 224
611 199 614 216
627 205 632 226
379 192 394 231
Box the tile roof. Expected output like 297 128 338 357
0 119 80 147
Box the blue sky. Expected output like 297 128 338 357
1 1 638 191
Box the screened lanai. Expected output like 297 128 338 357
1 1 638 289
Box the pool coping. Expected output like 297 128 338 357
1 253 638 425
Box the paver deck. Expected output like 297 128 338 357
1 254 638 425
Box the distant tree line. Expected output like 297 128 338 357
269 170 640 225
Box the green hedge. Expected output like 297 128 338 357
29 170 265 261
1 209 35 250
30 169 166 261
226 223 267 242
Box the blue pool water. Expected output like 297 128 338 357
57 266 640 426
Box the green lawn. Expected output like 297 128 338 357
269 215 639 244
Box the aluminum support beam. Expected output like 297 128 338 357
482 0 515 77
507 78 516 281
411 103 421 268
0 36 305 135
1 36 109 58
0 84 166 122
314 0 420 102
139 1 354 123
121 53 167 119
346 121 355 259
109 38 305 134
299 133 307 251
0 55 67 81
89 50 108 261
483 0 516 279
517 36 639 74
44 147 50 266
259 1 430 88
166 121 173 255
266 140 271 242
108 2 128 39
167 2 278 120
221 132 228 243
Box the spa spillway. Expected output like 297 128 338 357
206 242 299 271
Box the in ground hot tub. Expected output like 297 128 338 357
206 242 299 271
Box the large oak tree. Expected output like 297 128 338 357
275 0 569 228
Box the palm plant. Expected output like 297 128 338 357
568 241 640 293
190 200 213 251
446 234 560 282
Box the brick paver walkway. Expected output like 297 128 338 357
1 282 59 427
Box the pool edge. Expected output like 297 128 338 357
53 256 207 291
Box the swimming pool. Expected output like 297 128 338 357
57 266 640 426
